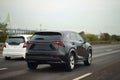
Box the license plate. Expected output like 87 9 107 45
10 45 19 48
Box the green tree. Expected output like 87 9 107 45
85 34 98 41
0 23 7 33
0 23 8 42
100 33 111 41
79 31 85 37
79 31 86 40
111 35 117 41
111 35 120 41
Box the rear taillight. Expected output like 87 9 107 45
26 41 32 44
23 41 32 48
3 43 6 48
23 43 27 48
53 41 64 46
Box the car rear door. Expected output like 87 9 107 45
75 33 88 58
70 33 87 58
5 36 25 52
28 32 62 52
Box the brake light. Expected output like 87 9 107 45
23 42 27 48
26 41 32 44
23 41 32 48
53 41 64 46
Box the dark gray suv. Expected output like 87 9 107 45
26 31 92 71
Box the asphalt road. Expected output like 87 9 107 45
0 44 120 80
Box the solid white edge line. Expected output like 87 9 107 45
73 73 92 80
93 50 120 58
0 68 8 71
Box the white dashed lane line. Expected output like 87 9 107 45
73 73 92 80
0 68 8 71
73 50 120 80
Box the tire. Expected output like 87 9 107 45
84 52 92 66
5 57 11 60
66 53 75 71
27 62 38 70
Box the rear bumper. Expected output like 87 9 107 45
26 56 66 64
26 51 68 64
3 52 25 58
3 48 26 58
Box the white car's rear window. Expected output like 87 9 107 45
6 37 25 45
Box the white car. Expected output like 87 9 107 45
2 34 32 60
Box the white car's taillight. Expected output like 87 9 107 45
23 42 27 48
23 41 32 48
3 43 6 48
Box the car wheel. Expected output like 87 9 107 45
5 57 11 60
84 52 92 66
27 62 38 70
66 53 75 71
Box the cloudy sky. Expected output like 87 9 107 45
0 0 120 34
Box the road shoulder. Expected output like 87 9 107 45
82 60 120 80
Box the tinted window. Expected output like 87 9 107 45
70 33 78 40
76 34 84 42
31 32 61 41
65 34 71 40
6 37 25 44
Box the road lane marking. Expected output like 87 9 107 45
105 49 113 52
93 50 120 58
73 73 92 80
0 68 8 71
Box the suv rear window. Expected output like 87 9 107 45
31 32 61 41
6 37 25 45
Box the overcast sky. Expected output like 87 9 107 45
0 0 120 35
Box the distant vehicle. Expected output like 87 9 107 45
26 31 92 71
3 34 32 60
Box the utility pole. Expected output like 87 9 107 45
6 13 11 30
6 13 11 34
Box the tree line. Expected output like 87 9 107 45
79 31 120 42
0 22 120 42
0 23 7 42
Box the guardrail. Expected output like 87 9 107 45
91 41 111 45
91 41 120 45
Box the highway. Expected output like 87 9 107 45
0 44 120 80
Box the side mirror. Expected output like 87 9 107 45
83 39 90 43
79 40 86 44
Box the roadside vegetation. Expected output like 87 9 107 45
0 23 7 42
79 31 120 44
0 22 120 43
0 22 35 42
